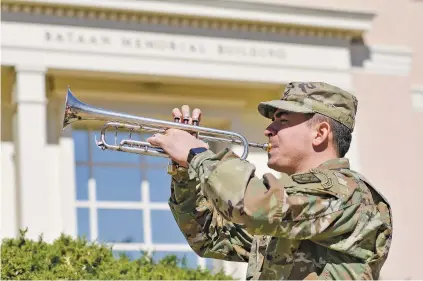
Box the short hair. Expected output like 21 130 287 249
306 113 352 157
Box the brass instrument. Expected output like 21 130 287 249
62 88 270 162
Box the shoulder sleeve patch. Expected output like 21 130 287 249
310 169 339 190
310 169 358 199
291 172 321 184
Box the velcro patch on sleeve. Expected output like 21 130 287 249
291 173 321 184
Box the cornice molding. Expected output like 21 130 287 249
1 0 375 40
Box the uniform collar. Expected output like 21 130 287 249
316 158 350 170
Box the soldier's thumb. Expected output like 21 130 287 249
146 133 165 146
263 173 283 190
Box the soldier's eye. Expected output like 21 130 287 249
280 119 288 124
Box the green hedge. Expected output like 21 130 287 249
1 229 233 280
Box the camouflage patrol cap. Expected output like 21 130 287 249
258 82 358 131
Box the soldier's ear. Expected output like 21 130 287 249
312 121 330 147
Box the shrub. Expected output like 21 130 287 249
1 229 233 280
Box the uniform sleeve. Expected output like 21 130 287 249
167 163 253 262
188 149 361 240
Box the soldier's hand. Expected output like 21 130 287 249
147 128 208 168
168 105 202 175
172 105 202 126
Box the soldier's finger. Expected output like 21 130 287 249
186 117 194 125
181 105 190 124
192 108 202 126
172 108 182 123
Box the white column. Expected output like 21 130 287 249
59 126 77 237
45 96 63 241
12 65 49 241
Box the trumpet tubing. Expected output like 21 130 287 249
62 88 270 160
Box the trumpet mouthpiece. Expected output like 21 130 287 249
265 143 272 152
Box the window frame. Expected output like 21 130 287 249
73 128 208 269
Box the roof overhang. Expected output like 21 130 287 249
2 0 376 40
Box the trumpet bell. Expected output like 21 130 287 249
63 88 115 129
63 88 83 129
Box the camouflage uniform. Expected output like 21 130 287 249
168 82 393 280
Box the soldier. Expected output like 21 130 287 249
147 82 393 280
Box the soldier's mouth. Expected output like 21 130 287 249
267 145 277 158
269 144 277 151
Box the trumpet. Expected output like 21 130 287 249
62 88 270 160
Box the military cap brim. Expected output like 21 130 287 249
258 100 314 119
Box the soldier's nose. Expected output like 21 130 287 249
264 127 274 137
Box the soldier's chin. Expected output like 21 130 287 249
267 157 277 169
267 157 288 173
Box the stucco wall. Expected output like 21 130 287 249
352 72 422 279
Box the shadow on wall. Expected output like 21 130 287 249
349 37 371 68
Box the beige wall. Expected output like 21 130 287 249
353 73 422 279
353 2 423 278
354 1 422 278
350 1 422 277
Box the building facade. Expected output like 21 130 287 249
1 0 422 279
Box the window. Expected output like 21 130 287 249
73 129 212 270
